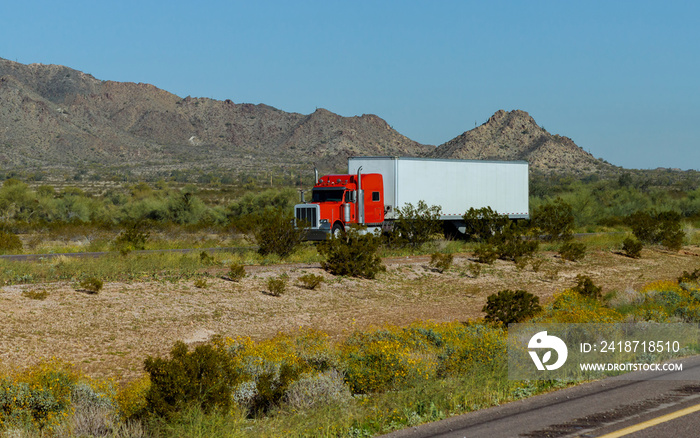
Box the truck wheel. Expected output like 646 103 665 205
332 223 344 238
442 221 466 240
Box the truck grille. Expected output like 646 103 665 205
295 205 319 228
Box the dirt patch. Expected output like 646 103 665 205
0 247 698 382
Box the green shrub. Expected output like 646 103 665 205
474 243 498 264
297 273 324 290
193 278 208 289
469 216 537 263
627 210 685 251
250 364 304 417
572 275 602 300
0 229 23 252
248 209 305 258
530 257 545 272
267 274 288 296
318 226 385 279
0 360 78 431
533 198 575 241
483 289 542 325
429 252 453 273
199 250 215 265
462 206 508 242
22 289 48 300
559 241 586 261
622 237 643 258
387 201 442 249
78 277 103 294
467 262 482 278
491 222 538 261
113 222 149 255
678 269 700 285
227 263 246 282
144 341 238 418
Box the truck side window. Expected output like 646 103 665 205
372 191 380 202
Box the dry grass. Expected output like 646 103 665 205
0 246 698 383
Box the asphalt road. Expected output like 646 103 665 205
381 355 700 438
0 246 254 261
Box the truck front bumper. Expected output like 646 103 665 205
302 222 332 241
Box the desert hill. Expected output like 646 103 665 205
1 58 627 182
0 58 430 180
429 109 614 175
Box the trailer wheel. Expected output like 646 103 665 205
331 223 344 238
442 221 466 240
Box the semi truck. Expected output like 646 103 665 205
294 156 529 240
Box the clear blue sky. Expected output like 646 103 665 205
2 1 699 170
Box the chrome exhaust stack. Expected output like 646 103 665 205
356 166 364 225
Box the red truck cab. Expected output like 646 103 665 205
295 172 385 239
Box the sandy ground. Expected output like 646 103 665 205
0 247 698 382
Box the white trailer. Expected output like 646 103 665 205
347 157 529 223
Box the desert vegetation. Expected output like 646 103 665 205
2 259 700 437
0 173 698 436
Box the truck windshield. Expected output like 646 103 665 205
312 188 345 202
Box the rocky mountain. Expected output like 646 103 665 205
0 58 430 180
1 58 619 183
429 110 615 174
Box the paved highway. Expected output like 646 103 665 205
381 356 700 438
0 246 253 261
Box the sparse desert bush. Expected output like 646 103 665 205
0 229 23 252
627 209 685 251
64 383 119 438
22 289 48 300
627 210 659 243
318 225 385 279
267 274 288 296
559 241 586 261
386 201 443 249
341 322 507 394
543 267 560 282
482 289 542 325
572 274 602 300
193 278 208 289
474 243 498 264
283 369 351 410
462 206 508 242
491 222 538 261
0 358 80 432
539 289 621 323
199 250 215 265
467 262 482 278
678 269 700 285
228 263 246 282
78 277 104 294
622 237 643 258
341 328 437 394
113 222 150 255
429 252 453 273
115 375 150 420
530 257 545 272
249 364 304 417
532 198 575 241
297 273 324 290
144 341 239 418
247 209 305 258
469 215 537 263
